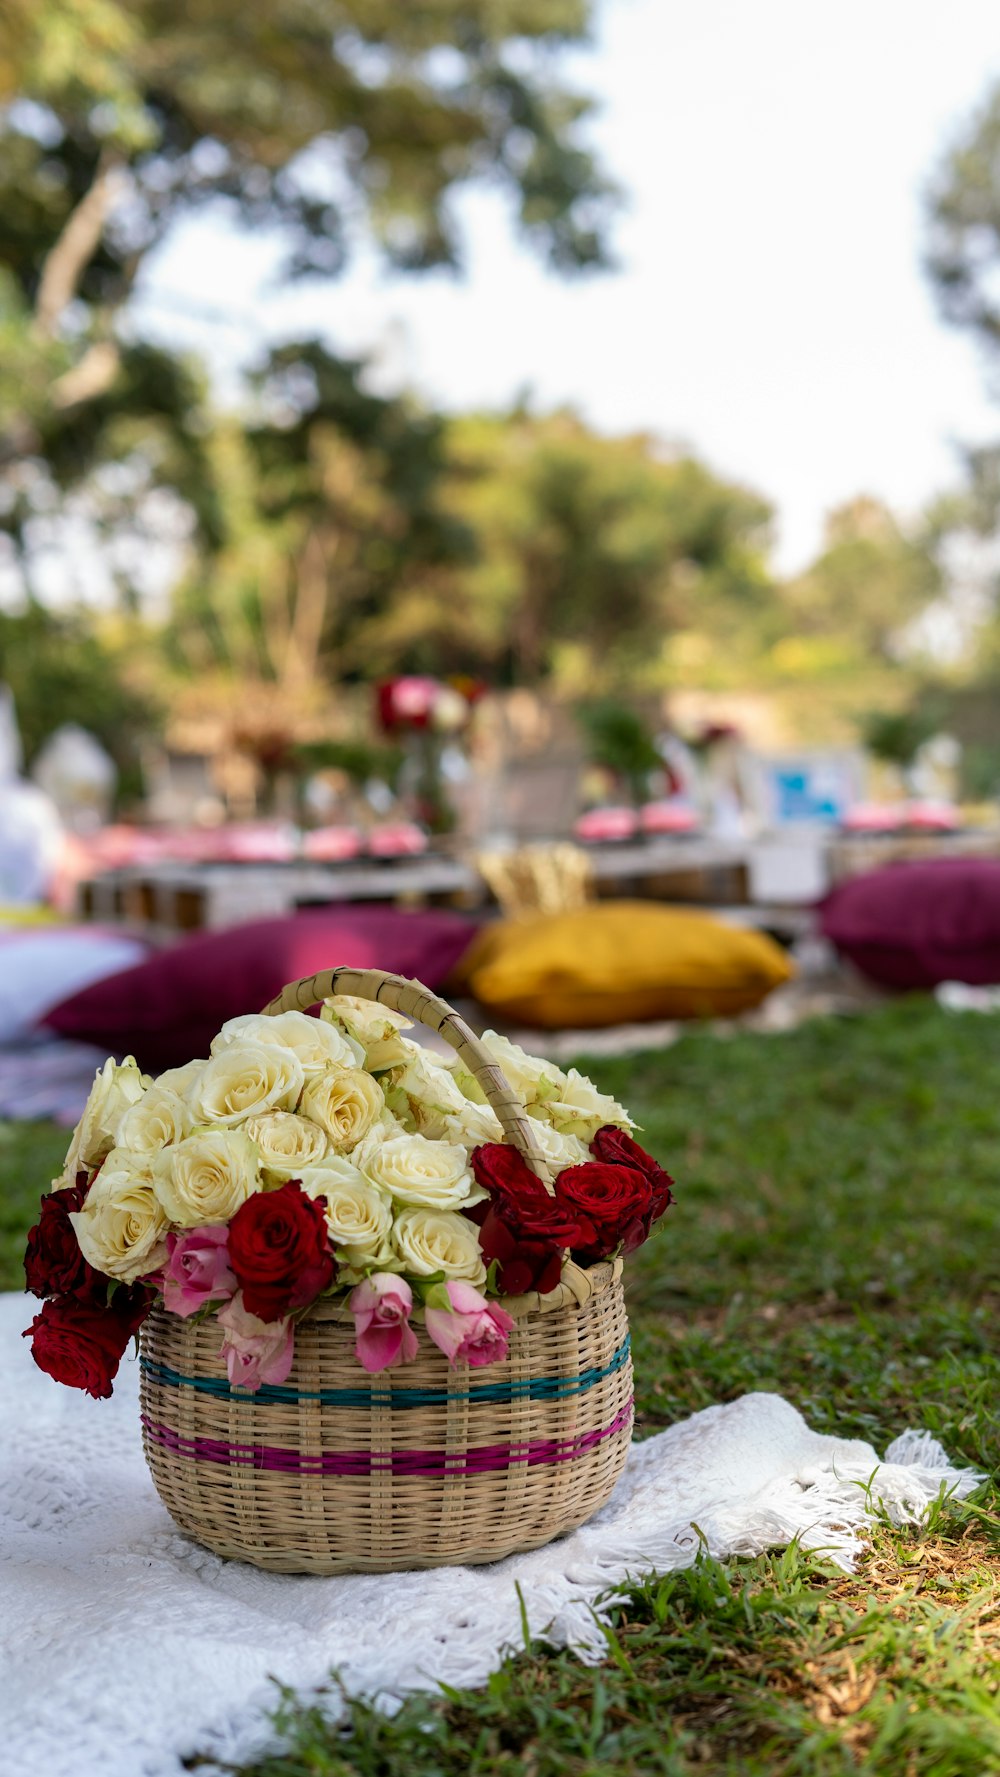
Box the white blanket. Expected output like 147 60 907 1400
0 1291 980 1777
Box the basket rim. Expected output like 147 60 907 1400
298 1255 623 1323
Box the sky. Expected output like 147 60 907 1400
131 0 1000 574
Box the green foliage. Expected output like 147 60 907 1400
0 5 950 727
292 738 404 790
0 605 153 796
921 85 1000 692
0 0 614 671
165 393 779 694
576 699 661 802
165 349 469 685
0 271 70 439
781 499 941 666
927 79 1000 359
0 0 151 144
960 740 1000 800
859 700 944 768
437 409 775 687
0 0 612 310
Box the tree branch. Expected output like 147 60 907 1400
51 340 121 409
284 530 334 687
34 149 125 339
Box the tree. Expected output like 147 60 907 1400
425 409 775 687
165 341 470 688
0 0 615 759
779 498 941 665
0 604 152 797
927 81 1000 370
0 0 613 465
164 393 777 698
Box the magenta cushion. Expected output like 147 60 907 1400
43 907 480 1072
821 858 1000 989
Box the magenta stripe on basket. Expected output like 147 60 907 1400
141 1397 634 1478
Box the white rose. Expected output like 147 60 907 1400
195 1042 304 1125
300 1067 383 1150
523 1115 591 1173
212 1010 363 1074
355 1129 483 1211
55 1056 149 1189
299 1162 393 1271
70 1149 170 1281
156 1128 260 1227
441 1099 504 1150
245 1111 331 1177
115 1085 193 1154
543 1068 635 1141
298 1154 372 1199
480 1032 566 1107
322 995 413 1071
386 1047 473 1140
363 1106 411 1143
154 1059 208 1101
391 1206 487 1284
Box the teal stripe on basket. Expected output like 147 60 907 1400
140 1333 631 1409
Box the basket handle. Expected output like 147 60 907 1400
261 966 550 1181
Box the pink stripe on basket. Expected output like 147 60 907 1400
141 1398 634 1478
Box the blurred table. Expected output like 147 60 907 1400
827 827 1000 883
76 837 758 940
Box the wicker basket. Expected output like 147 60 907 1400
139 966 634 1573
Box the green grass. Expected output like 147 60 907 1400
4 999 999 1773
0 1117 69 1288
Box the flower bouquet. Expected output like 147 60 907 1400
23 967 673 1573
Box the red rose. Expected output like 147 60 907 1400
554 1161 655 1261
504 1196 594 1247
227 1180 335 1321
24 1181 97 1301
589 1126 674 1224
471 1144 554 1215
470 1144 595 1295
475 1196 593 1296
476 1208 565 1298
24 1287 153 1399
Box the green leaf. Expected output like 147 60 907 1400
421 1281 453 1313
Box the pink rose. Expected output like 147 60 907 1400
217 1291 294 1391
424 1280 515 1369
161 1226 237 1318
349 1274 419 1374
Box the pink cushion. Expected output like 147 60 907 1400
639 801 700 836
573 807 639 843
43 907 480 1072
821 858 1000 989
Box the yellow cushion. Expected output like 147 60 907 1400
456 902 794 1028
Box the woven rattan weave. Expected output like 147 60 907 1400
139 967 634 1573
